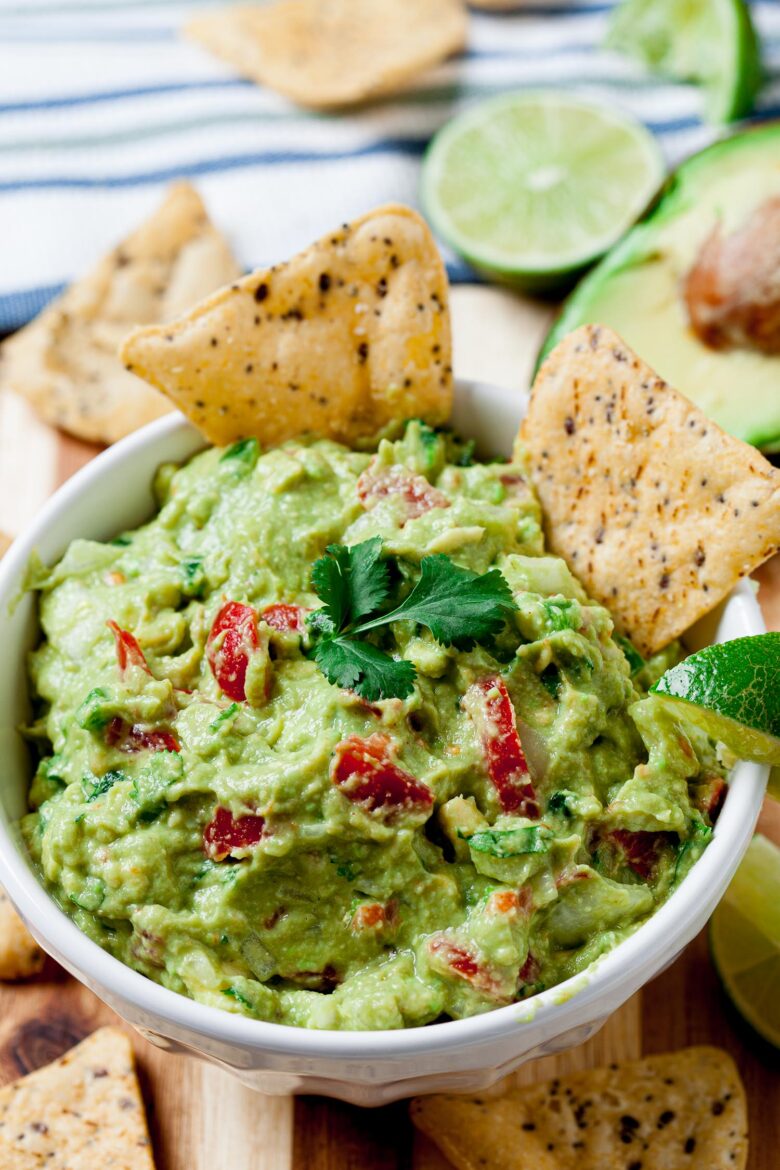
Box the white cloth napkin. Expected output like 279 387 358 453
0 0 777 332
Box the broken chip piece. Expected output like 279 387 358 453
521 324 780 657
411 1046 748 1170
0 1027 156 1168
0 888 44 981
0 183 241 445
120 204 453 448
187 0 468 110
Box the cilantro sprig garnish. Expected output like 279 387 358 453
308 537 516 701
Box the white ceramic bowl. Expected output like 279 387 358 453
0 380 768 1106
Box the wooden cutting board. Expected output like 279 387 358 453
1 287 778 1170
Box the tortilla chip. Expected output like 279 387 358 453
187 0 467 110
411 1047 748 1170
121 204 453 448
0 889 44 981
0 1134 46 1167
0 1027 156 1168
521 324 780 656
0 183 241 445
0 532 10 559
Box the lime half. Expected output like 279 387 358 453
421 91 664 291
710 834 780 1048
652 634 780 766
607 0 762 124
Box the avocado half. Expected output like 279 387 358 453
539 124 780 452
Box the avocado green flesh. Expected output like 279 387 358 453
24 422 725 1030
543 125 780 451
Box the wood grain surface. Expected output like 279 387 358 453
0 287 778 1169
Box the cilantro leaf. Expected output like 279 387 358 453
308 540 516 700
309 537 389 636
356 555 516 650
314 636 415 702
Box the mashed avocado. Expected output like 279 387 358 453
23 422 725 1030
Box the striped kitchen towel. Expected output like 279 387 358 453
0 0 778 333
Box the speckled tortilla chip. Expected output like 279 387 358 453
0 889 44 981
0 183 241 444
121 204 453 448
0 1027 156 1168
521 324 780 657
411 1047 748 1170
187 0 467 109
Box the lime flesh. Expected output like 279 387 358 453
421 91 664 290
652 634 780 766
710 834 780 1048
607 0 762 124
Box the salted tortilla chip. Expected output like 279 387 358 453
187 0 467 109
0 1027 156 1168
0 889 44 981
121 204 453 448
521 324 780 657
411 1046 748 1170
0 183 241 445
0 1133 46 1167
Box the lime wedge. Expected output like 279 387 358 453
420 91 664 291
651 634 780 766
710 834 780 1048
607 0 762 124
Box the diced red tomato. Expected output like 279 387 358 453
499 473 530 503
486 886 532 919
428 937 505 998
261 603 305 633
351 900 398 932
462 677 539 817
105 716 180 754
107 620 151 677
330 733 433 820
486 889 521 917
203 806 266 861
694 776 727 823
609 829 677 880
518 951 540 986
207 602 259 702
356 463 450 521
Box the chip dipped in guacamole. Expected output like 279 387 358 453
22 420 727 1030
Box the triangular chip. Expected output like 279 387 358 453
0 1027 155 1169
0 889 44 981
121 204 453 448
187 0 467 110
521 324 780 656
411 1046 748 1170
0 183 241 444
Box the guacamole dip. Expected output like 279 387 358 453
23 422 726 1030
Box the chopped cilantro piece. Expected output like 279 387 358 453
222 986 253 1010
468 826 553 858
76 687 113 733
219 437 260 474
181 556 206 599
210 702 240 732
82 769 127 803
548 790 577 817
615 633 645 675
541 597 579 632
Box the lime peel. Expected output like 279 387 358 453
651 634 780 766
